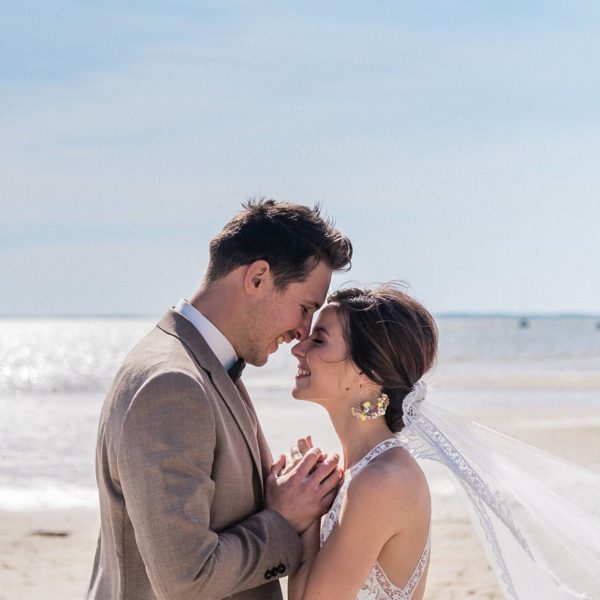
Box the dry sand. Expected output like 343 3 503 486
0 508 98 600
0 508 502 600
1 410 599 600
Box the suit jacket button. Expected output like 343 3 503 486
277 564 286 573
264 570 272 579
271 567 279 577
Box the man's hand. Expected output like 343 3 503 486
265 446 343 534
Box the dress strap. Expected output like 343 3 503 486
404 526 431 597
372 522 431 599
320 437 406 547
351 437 430 599
347 437 405 477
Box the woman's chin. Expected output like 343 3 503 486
292 388 326 407
291 382 312 400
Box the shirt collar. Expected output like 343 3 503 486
174 299 238 371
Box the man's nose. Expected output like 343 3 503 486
293 320 311 341
291 340 306 358
294 311 314 341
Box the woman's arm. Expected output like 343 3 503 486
289 461 422 600
285 436 332 600
287 520 321 600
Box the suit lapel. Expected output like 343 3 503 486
157 310 263 490
237 379 272 487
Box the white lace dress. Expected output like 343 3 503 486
320 438 430 600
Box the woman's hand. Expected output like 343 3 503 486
281 435 320 476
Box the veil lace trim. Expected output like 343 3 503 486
401 381 599 600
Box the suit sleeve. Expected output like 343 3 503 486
116 370 302 600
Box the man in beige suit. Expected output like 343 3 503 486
85 199 353 600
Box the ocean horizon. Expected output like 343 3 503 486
1 312 599 319
1 315 599 511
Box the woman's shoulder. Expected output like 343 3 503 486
345 445 430 526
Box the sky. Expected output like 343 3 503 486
2 1 599 316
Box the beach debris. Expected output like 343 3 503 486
30 530 70 538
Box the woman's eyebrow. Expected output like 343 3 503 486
312 326 329 336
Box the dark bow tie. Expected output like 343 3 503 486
228 357 246 382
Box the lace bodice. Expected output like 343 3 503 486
320 438 430 600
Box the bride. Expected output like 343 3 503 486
273 284 600 600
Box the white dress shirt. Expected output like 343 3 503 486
174 299 238 371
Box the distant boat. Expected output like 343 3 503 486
518 278 530 330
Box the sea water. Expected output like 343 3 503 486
1 315 599 511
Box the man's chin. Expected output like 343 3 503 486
248 355 269 368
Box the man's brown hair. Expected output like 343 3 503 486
206 198 353 288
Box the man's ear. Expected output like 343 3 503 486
243 260 272 294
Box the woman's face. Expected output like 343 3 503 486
291 303 361 404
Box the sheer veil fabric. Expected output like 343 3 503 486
400 382 600 600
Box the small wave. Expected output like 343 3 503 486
0 483 99 511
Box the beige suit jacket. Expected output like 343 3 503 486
85 309 302 600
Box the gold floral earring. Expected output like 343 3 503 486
351 384 390 422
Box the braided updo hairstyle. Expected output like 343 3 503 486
328 283 438 432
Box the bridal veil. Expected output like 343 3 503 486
400 381 600 600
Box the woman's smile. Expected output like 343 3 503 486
295 366 311 379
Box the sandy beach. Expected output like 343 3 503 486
2 405 599 600
0 505 503 600
0 508 97 600
0 508 502 600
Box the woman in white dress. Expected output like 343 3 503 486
283 284 437 600
280 284 600 600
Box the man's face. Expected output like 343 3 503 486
241 260 332 366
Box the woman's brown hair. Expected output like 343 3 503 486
328 283 438 432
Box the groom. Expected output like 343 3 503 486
85 199 353 600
